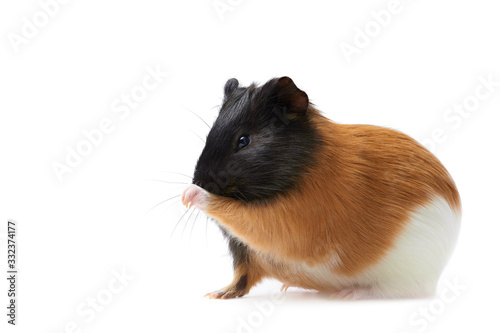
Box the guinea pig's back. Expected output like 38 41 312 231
331 122 460 210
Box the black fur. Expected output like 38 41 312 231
220 227 249 269
192 77 322 271
223 78 240 101
234 274 248 291
192 77 321 202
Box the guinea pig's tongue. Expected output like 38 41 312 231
181 184 208 211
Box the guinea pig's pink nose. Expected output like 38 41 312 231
182 184 208 211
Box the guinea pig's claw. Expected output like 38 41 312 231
205 289 245 299
280 284 290 292
181 184 208 211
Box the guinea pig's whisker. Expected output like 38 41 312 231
170 207 193 239
205 216 209 247
251 185 281 191
186 128 206 144
189 210 201 249
240 189 264 200
146 179 190 185
146 194 181 215
183 106 212 130
181 207 197 240
158 171 193 180
235 189 249 201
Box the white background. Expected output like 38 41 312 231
1 0 499 332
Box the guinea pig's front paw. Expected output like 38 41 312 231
181 184 208 211
204 285 248 300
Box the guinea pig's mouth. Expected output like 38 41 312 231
193 177 281 203
192 180 242 200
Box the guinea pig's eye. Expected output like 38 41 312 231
237 135 250 150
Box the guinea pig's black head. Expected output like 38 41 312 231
192 76 321 202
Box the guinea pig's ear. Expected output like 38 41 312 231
272 76 309 115
223 78 239 101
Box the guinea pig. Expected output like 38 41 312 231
181 76 461 300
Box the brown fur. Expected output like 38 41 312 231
206 108 461 292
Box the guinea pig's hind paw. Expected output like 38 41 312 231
329 288 372 301
280 284 291 292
